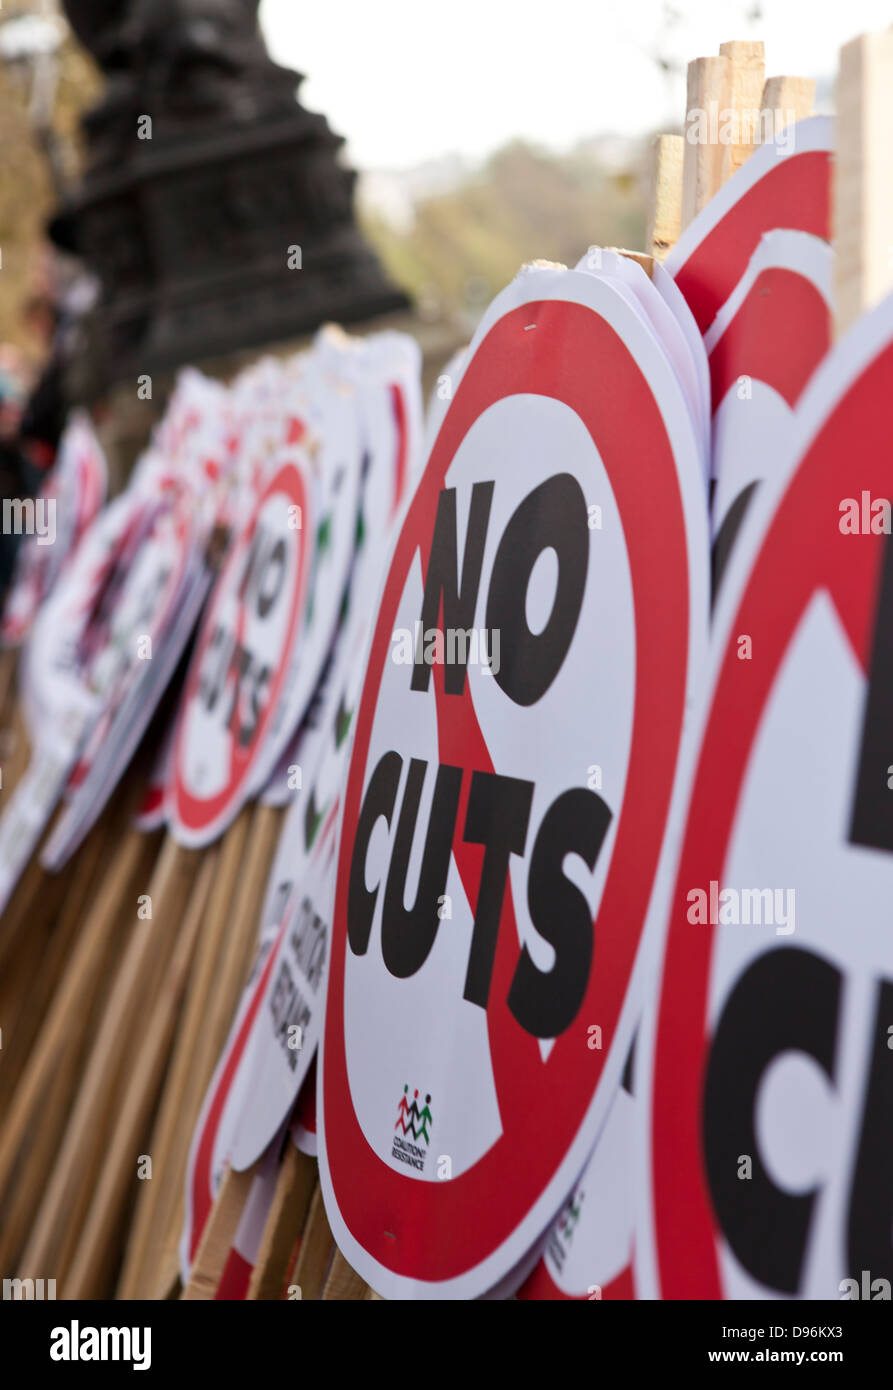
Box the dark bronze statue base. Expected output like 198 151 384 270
55 0 409 390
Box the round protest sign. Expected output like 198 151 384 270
665 116 831 335
517 1043 637 1301
318 264 708 1298
708 230 831 585
170 459 311 846
2 411 107 646
229 601 371 1170
638 293 893 1301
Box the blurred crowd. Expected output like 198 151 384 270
0 243 96 595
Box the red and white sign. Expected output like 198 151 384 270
665 116 832 336
170 459 312 846
517 1043 637 1301
707 230 832 570
637 291 893 1300
290 1063 317 1157
2 410 107 646
180 598 373 1274
41 490 207 867
214 1147 280 1302
318 262 709 1298
0 485 160 912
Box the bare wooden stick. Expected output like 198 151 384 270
646 134 684 262
0 800 116 1112
181 1162 258 1300
64 848 215 1298
246 1146 317 1300
290 1182 335 1302
17 834 200 1283
760 74 816 136
719 40 765 184
0 648 18 728
0 825 156 1203
681 55 733 228
140 803 281 1299
115 835 230 1299
321 1248 371 1301
835 30 893 335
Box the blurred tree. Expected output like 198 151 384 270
0 1 99 361
363 138 648 331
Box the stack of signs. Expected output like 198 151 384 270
1 411 107 646
316 258 709 1298
169 331 371 846
0 370 231 908
517 116 835 1304
636 290 893 1302
38 372 235 870
180 332 423 1274
664 116 833 585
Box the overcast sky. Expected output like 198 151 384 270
260 0 892 168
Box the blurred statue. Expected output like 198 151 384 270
54 0 409 394
63 0 300 156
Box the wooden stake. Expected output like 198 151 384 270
0 647 18 728
246 1145 317 1300
321 1248 370 1301
612 248 654 279
719 40 765 184
140 803 284 1299
64 848 215 1298
116 831 231 1299
290 1181 335 1302
0 800 117 1112
646 134 684 262
137 800 284 1299
181 1163 258 1300
835 30 893 335
0 825 156 1203
17 834 200 1284
760 75 815 135
681 55 733 229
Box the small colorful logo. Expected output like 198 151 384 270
391 1084 433 1173
395 1084 432 1145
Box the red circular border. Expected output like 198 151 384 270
324 296 697 1282
172 461 309 837
650 339 893 1298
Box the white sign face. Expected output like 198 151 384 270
42 493 207 868
242 348 364 801
319 262 709 1299
229 601 371 1170
0 488 151 913
637 291 893 1302
170 459 313 846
